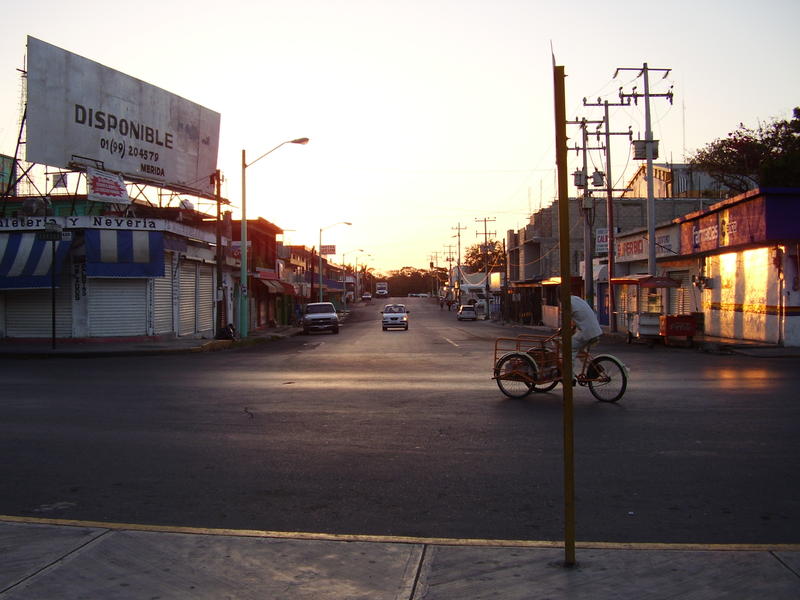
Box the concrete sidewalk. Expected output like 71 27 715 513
0 517 798 599
0 325 303 359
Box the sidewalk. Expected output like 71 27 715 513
494 320 800 358
3 311 797 360
0 325 302 359
0 517 798 599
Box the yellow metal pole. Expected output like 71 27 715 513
553 62 576 567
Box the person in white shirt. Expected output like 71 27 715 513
566 295 602 380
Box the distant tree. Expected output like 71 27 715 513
385 267 437 296
689 107 800 194
463 240 505 272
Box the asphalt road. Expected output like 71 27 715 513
1 296 799 545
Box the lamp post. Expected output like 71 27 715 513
319 221 352 303
354 252 371 299
240 137 309 337
341 248 364 310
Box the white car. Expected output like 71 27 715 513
381 303 409 331
302 302 340 334
456 305 477 321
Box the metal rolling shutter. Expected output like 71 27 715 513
197 264 214 333
5 275 72 337
668 271 691 314
88 279 147 337
153 254 174 334
178 260 196 335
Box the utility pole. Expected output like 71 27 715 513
443 243 456 293
213 170 224 337
452 223 467 304
553 61 576 568
443 244 456 264
616 63 673 276
429 251 441 297
582 97 633 332
501 238 508 322
475 217 496 320
566 117 602 306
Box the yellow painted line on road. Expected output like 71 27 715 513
2 515 798 552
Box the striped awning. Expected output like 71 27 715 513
0 232 73 289
84 229 164 277
257 279 296 295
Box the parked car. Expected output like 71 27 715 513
381 303 409 331
302 302 339 334
456 304 477 321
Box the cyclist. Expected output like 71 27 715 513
564 295 602 382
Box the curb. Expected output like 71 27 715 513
0 328 303 359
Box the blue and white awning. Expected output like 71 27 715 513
84 229 164 277
0 232 73 289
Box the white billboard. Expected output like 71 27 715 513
26 36 220 197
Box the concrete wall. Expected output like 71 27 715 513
704 248 781 344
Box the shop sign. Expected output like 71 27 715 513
615 225 679 263
682 213 719 254
596 228 608 253
720 196 766 248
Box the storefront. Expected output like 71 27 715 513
0 216 219 339
675 188 800 346
610 188 800 346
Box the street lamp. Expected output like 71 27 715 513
340 248 364 311
340 248 364 268
354 252 372 299
240 137 309 337
319 221 352 303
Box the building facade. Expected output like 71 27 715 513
1 212 219 339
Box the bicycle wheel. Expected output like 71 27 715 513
494 353 536 399
586 356 627 402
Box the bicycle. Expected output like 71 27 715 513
492 331 628 402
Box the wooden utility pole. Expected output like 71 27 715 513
553 61 576 567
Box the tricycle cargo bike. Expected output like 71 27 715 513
492 332 628 402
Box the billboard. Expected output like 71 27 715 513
26 36 220 197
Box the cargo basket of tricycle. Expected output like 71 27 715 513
492 334 562 387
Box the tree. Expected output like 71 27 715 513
689 107 800 194
463 240 505 273
384 267 435 296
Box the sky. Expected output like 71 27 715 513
1 0 798 274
